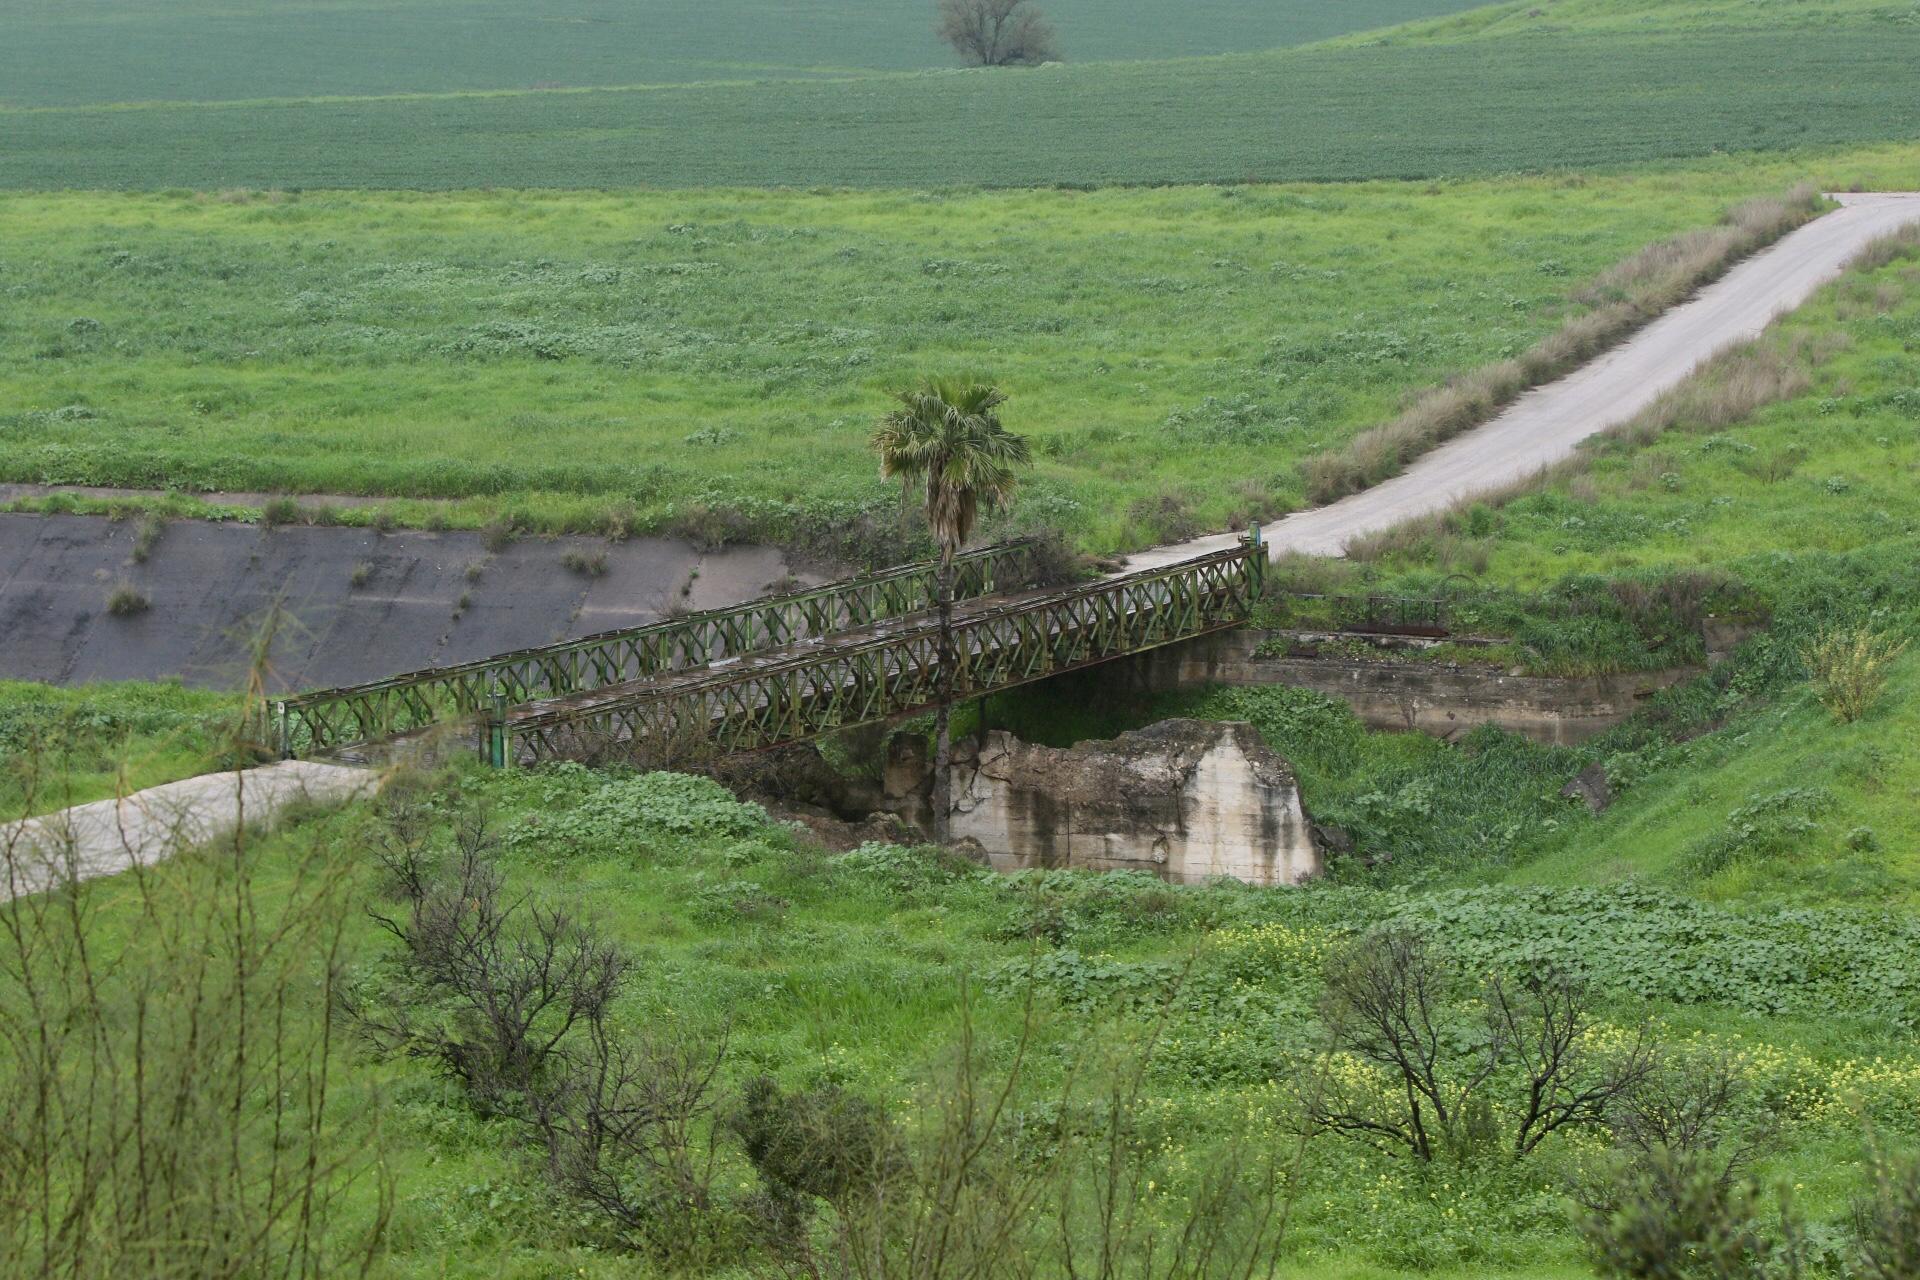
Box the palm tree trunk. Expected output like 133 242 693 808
931 550 956 842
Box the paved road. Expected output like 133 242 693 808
1 761 376 900
1127 193 1920 569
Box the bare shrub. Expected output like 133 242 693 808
936 0 1058 66
1802 625 1911 723
1310 929 1654 1162
1300 186 1824 504
1609 1054 1763 1184
348 803 731 1264
344 814 627 1112
783 984 1299 1278
535 1026 734 1266
1577 1147 1788 1280
0 762 389 1276
1854 1145 1920 1280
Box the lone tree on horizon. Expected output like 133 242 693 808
936 0 1059 66
873 379 1030 843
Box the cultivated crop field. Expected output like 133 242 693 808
0 0 1484 107
8 147 1918 552
8 28 1920 191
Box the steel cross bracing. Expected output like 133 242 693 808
496 542 1261 767
273 539 1041 756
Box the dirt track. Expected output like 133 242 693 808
1128 192 1920 568
1 761 375 900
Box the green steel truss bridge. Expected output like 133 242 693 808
274 536 1263 768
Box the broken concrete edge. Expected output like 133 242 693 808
1115 629 1716 747
0 760 380 902
851 719 1322 888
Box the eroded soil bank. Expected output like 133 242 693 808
0 513 816 692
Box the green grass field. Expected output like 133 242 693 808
1337 0 1920 44
7 147 1917 551
8 26 1920 191
11 756 1915 1277
0 680 240 818
1340 218 1920 901
0 0 1484 108
9 1 1920 1272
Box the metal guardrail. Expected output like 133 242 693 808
276 539 1040 756
496 540 1261 766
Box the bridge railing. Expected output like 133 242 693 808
499 540 1260 766
276 538 1040 756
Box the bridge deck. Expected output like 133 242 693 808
491 542 1260 766
506 577 1062 724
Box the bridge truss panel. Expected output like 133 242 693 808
274 539 1040 755
501 541 1261 767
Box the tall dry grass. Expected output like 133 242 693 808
1303 185 1825 505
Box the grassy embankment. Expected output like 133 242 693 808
0 680 241 819
9 756 1916 1278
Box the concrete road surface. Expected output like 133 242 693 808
1 761 377 900
1127 192 1920 570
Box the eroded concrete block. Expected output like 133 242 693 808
891 721 1320 887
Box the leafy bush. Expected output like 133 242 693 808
1577 1147 1782 1280
1854 1147 1920 1279
1683 786 1835 877
832 841 986 899
506 768 769 856
1802 625 1910 723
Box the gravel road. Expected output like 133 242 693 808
1127 192 1920 569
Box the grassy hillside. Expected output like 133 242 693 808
9 763 1918 1277
9 201 1920 1280
983 226 1920 907
6 149 1914 552
0 0 1484 108
5 22 1920 190
0 680 240 818
1340 0 1920 44
1355 225 1920 900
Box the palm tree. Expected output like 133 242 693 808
873 379 1031 842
